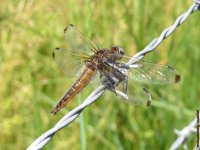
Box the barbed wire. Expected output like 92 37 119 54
27 1 200 150
169 117 196 150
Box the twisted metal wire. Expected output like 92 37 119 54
27 2 200 150
195 0 200 5
169 117 197 150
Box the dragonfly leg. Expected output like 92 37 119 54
100 73 117 94
109 85 117 95
116 62 130 69
123 76 128 94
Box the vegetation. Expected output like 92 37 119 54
0 0 200 149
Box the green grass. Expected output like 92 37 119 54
0 0 200 149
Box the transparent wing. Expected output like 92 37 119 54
115 77 151 106
53 24 99 77
118 54 180 84
64 24 99 54
128 61 181 84
113 58 180 106
89 71 102 89
53 47 86 77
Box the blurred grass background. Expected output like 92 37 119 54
0 0 200 149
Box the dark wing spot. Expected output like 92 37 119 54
167 65 181 83
64 28 67 33
143 88 151 106
175 74 181 83
64 24 74 33
52 52 55 58
53 48 59 59
146 100 151 107
143 87 149 93
168 65 175 70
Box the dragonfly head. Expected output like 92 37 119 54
111 46 124 60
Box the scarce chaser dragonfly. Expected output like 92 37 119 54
51 24 180 115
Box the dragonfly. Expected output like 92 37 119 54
51 24 181 115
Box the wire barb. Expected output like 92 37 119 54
194 0 200 5
27 2 200 150
169 118 197 150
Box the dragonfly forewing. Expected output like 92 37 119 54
64 24 99 54
53 24 99 77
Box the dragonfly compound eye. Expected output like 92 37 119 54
119 47 124 55
111 46 124 54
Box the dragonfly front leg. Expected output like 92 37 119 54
115 62 130 69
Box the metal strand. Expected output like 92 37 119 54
27 1 200 149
